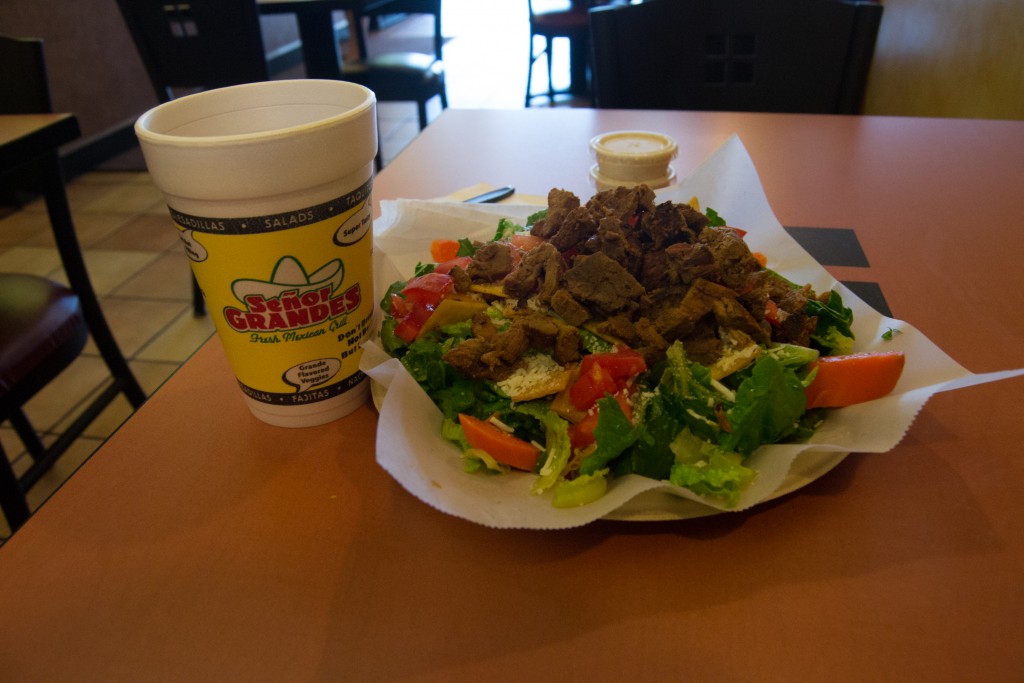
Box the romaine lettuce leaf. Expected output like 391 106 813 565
532 411 571 494
807 290 855 355
579 396 639 475
668 428 755 507
720 354 806 456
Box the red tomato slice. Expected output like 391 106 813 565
580 347 647 382
569 362 620 411
509 233 546 251
433 256 473 274
569 411 600 449
401 272 454 308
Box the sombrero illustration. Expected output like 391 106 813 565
231 256 344 303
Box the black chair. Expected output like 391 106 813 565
360 0 445 61
116 0 447 172
589 0 883 114
526 0 591 105
341 1 448 147
0 36 147 533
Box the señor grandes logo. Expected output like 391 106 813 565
224 256 360 333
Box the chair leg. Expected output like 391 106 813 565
525 35 536 107
433 10 443 61
8 409 45 460
0 442 30 533
40 153 147 410
192 274 205 317
417 99 429 130
546 37 554 103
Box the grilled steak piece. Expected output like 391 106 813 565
582 216 644 276
513 311 581 364
503 242 563 303
450 265 471 293
468 241 514 282
564 252 645 316
585 185 655 224
550 289 590 327
443 337 517 381
713 297 770 345
639 200 705 250
645 278 737 341
639 241 717 290
530 188 580 240
698 226 762 289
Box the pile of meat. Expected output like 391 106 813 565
443 185 818 382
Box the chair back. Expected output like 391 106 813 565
0 36 53 114
589 0 883 114
115 0 269 102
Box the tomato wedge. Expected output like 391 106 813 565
401 272 454 308
459 414 541 471
569 361 620 411
580 347 647 382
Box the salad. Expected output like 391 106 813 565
378 185 904 509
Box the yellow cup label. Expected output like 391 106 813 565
170 179 373 408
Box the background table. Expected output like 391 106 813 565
1 110 1022 681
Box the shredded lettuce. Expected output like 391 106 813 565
532 411 572 494
668 429 755 508
493 218 522 242
552 469 609 508
807 290 855 355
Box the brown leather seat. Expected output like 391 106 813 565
0 275 87 404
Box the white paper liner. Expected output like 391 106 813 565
361 135 1024 529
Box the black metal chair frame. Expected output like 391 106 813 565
525 0 591 106
1 35 147 532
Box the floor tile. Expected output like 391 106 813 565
91 212 181 252
21 211 133 249
0 209 52 247
0 245 63 277
51 249 160 296
78 181 167 215
111 249 195 302
135 308 216 363
86 297 191 358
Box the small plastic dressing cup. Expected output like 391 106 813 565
590 130 678 190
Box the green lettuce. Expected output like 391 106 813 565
806 290 855 355
668 429 755 507
532 411 572 494
720 354 807 456
579 396 640 476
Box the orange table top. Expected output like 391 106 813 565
1 110 1022 681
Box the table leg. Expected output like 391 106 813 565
294 10 345 79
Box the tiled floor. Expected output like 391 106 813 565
1 0 586 536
